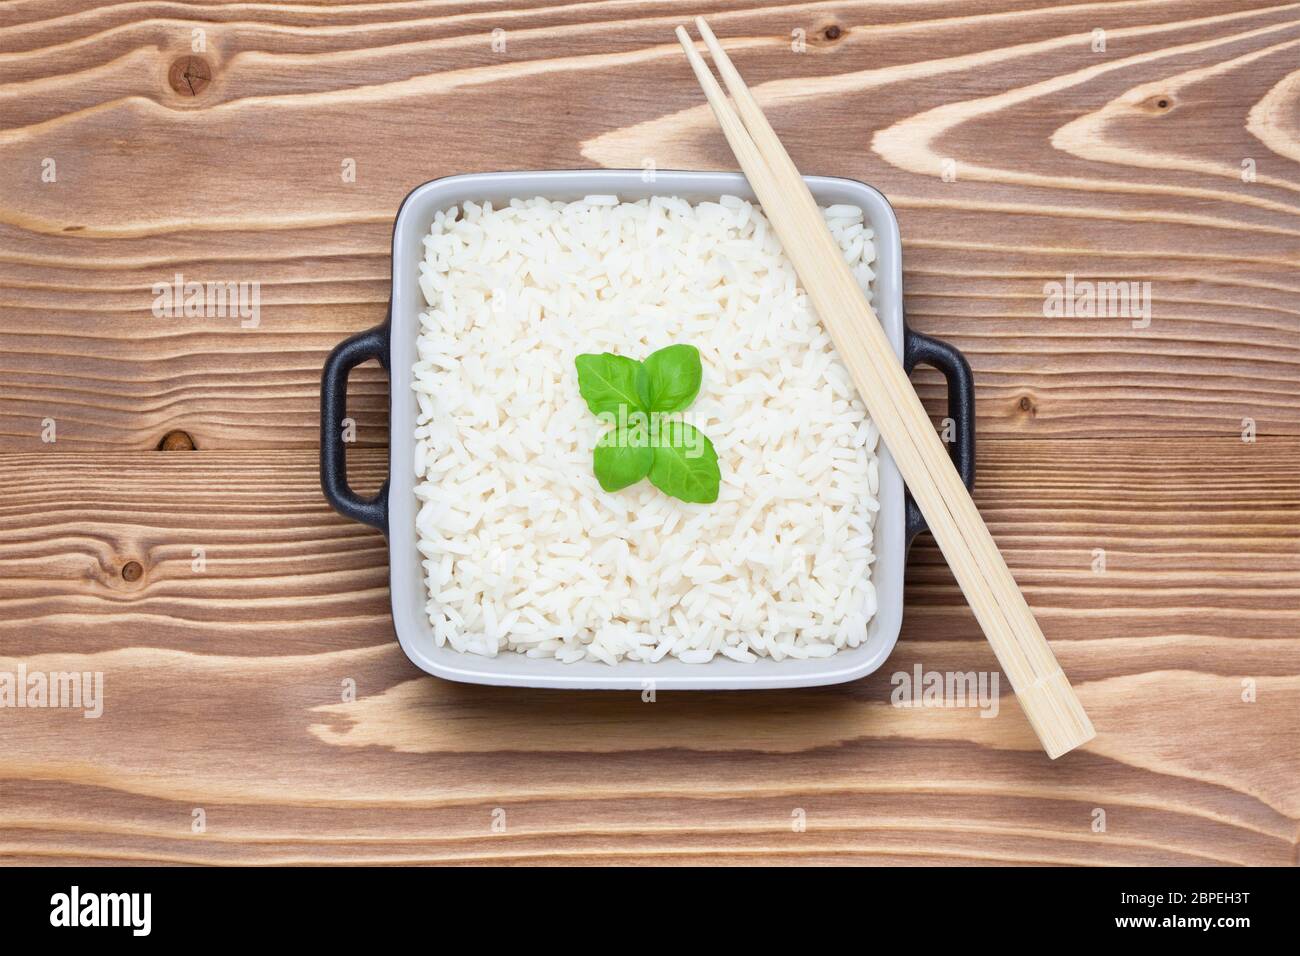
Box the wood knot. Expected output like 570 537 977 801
121 561 144 582
1018 395 1036 415
823 24 843 41
157 430 196 451
1143 94 1174 114
168 56 211 97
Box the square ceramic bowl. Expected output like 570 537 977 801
321 170 974 690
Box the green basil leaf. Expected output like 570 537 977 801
642 344 702 413
648 421 720 503
593 427 653 492
574 353 648 417
634 362 653 412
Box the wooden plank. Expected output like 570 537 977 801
0 439 1294 864
1 0 1297 447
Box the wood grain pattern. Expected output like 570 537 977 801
0 0 1297 865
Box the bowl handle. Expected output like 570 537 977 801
902 325 976 546
320 312 391 533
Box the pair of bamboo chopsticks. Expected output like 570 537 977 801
676 19 1095 758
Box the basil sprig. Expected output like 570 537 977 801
574 345 720 504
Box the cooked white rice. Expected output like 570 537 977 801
413 194 880 664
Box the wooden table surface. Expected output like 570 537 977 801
2 0 1297 866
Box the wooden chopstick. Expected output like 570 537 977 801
677 21 1095 758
